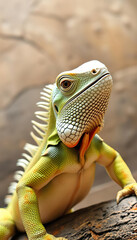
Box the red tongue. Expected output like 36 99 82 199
79 126 100 167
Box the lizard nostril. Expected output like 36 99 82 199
92 69 97 74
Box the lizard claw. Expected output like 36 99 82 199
116 183 137 204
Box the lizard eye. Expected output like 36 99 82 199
60 79 72 90
56 75 77 95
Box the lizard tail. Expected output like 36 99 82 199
0 208 16 240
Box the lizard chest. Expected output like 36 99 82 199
38 162 96 224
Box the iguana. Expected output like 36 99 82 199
0 60 137 240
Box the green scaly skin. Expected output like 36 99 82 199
0 60 137 240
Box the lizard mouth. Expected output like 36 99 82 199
75 72 110 97
63 72 110 108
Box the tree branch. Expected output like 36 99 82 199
12 196 137 240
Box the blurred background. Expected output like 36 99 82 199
0 0 137 208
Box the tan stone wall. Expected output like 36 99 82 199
0 0 137 206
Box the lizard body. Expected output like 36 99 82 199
0 60 137 240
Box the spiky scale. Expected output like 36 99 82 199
24 143 38 157
17 159 29 167
40 96 50 102
14 171 23 181
36 115 48 122
43 88 52 94
37 101 49 105
8 182 17 194
40 92 51 98
14 170 24 176
32 125 45 138
36 102 50 109
16 159 29 170
4 195 12 205
16 161 28 170
31 120 47 132
35 111 49 118
45 84 54 90
14 175 21 182
37 104 50 111
22 153 31 161
30 131 42 146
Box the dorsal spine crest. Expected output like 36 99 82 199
4 84 54 204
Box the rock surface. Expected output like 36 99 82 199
0 0 137 206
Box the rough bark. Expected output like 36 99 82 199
12 196 137 240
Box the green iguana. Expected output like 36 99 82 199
0 60 137 240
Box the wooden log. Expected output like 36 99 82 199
12 196 137 240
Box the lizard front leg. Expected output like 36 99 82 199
106 153 137 203
16 147 67 240
95 138 137 203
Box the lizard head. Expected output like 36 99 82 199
52 60 113 148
